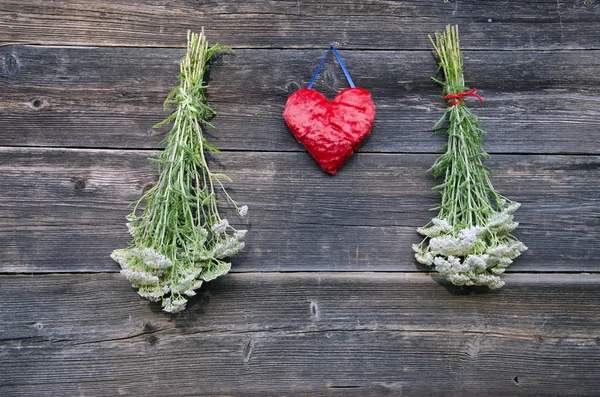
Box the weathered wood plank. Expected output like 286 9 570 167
3 331 597 396
1 273 599 396
0 147 597 273
2 272 598 341
1 46 599 153
1 0 599 50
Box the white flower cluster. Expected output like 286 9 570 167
211 219 229 235
126 222 136 237
417 217 453 237
413 204 527 289
139 247 173 269
200 261 231 282
162 295 188 313
486 201 521 235
213 230 246 259
427 226 485 257
112 220 247 313
111 246 173 290
125 213 140 238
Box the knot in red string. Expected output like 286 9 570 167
443 88 483 107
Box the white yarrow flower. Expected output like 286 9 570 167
415 251 434 266
120 269 159 286
417 217 453 238
465 254 489 272
162 296 187 314
140 247 174 269
211 219 229 235
126 222 136 237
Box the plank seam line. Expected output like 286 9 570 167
1 271 599 276
2 43 600 52
0 145 598 157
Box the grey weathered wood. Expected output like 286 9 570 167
3 272 599 340
4 331 597 396
1 2 599 395
1 0 599 50
0 147 597 273
1 273 599 396
1 45 599 153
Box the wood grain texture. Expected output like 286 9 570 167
3 272 598 341
2 2 600 395
1 0 599 50
0 147 597 273
1 46 599 153
1 273 599 396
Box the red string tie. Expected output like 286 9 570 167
443 88 484 107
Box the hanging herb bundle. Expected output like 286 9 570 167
112 29 247 313
413 25 527 289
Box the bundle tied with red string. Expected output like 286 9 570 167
443 87 483 107
413 25 527 289
283 46 376 174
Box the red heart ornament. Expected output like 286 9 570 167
283 87 376 174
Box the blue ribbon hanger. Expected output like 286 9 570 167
307 46 355 89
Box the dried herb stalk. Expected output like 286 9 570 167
112 29 247 312
413 25 527 288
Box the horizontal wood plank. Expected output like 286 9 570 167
1 0 599 50
1 273 599 396
3 272 598 341
0 147 597 273
5 330 597 396
1 46 599 153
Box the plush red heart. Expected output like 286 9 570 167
283 87 376 174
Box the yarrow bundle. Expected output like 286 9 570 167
112 29 247 313
413 25 527 288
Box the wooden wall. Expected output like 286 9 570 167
1 1 599 395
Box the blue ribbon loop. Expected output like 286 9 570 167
307 46 355 89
